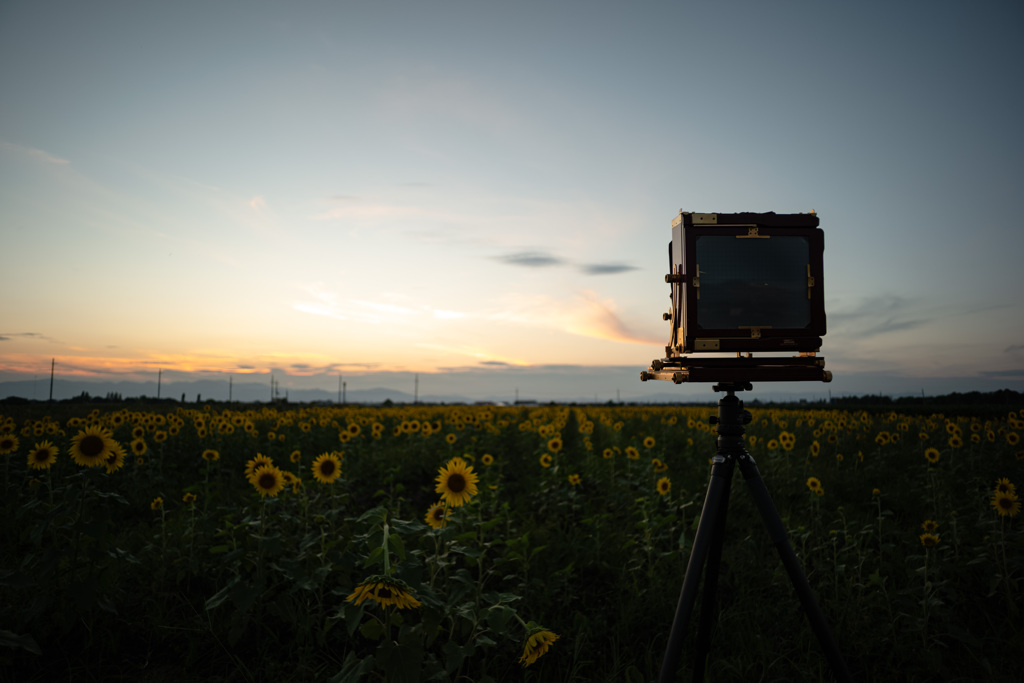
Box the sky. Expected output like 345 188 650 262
1 1 1023 402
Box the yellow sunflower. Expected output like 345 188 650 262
347 577 422 610
657 476 671 496
182 492 197 503
201 449 219 462
27 441 58 470
547 437 563 453
924 448 940 464
130 438 148 456
151 497 164 510
481 453 494 466
568 473 581 486
919 532 940 547
434 456 479 507
921 519 939 533
311 452 343 484
643 436 656 449
994 478 1016 496
245 453 274 481
424 502 450 529
519 629 560 667
0 434 20 455
806 477 823 494
69 426 114 468
625 446 640 460
539 453 553 468
251 464 285 498
991 491 1021 517
103 442 127 474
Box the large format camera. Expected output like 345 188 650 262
641 210 832 384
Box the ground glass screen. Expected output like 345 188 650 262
695 235 811 330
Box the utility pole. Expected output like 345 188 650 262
338 374 342 404
157 369 162 399
343 381 347 404
229 375 233 402
49 358 55 402
414 374 419 403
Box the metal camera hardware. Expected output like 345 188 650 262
644 210 853 682
642 210 832 384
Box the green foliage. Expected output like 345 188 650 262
0 402 1021 681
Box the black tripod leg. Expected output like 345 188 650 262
691 458 733 683
736 453 854 683
658 457 733 683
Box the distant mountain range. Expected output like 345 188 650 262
1 377 1021 408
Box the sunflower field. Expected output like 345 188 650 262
1 399 1022 682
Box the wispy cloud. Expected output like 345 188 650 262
828 295 934 338
494 251 565 268
0 141 70 165
579 262 638 276
0 332 59 343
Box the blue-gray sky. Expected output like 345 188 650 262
1 1 1022 401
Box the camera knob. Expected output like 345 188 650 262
663 312 671 321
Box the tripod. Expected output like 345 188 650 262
658 382 853 683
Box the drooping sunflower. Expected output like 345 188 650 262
27 441 59 470
434 456 479 507
69 426 114 468
201 449 220 462
919 532 940 547
519 628 560 667
991 491 1021 517
657 476 671 496
103 442 127 474
347 577 422 610
652 458 668 473
625 446 640 460
924 448 940 464
251 464 286 498
311 452 343 484
424 502 450 529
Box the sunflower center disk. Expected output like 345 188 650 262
81 435 104 457
447 474 466 493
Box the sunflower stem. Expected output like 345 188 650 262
381 519 391 576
